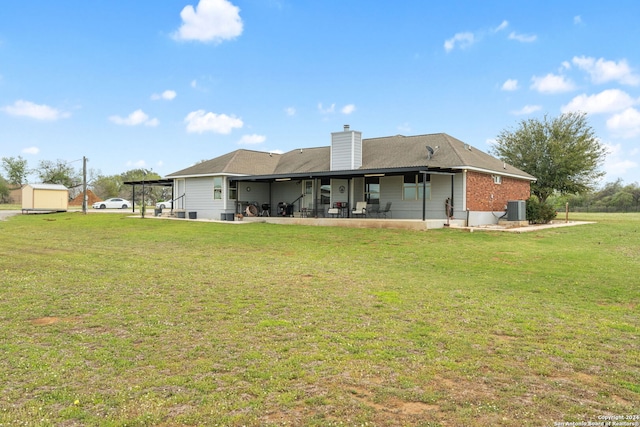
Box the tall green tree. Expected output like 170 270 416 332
0 176 10 202
1 156 29 187
119 168 161 204
91 174 124 200
492 112 607 203
36 159 81 188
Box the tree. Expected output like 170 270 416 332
492 112 607 203
36 159 82 188
0 175 9 202
1 156 29 187
624 182 640 210
119 168 161 204
91 174 124 200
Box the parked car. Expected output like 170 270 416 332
92 198 131 209
155 201 173 209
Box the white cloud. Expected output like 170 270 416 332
444 32 475 52
341 104 356 115
501 79 519 91
184 110 243 134
574 15 582 25
531 73 576 93
109 109 158 126
126 160 147 168
561 89 637 114
572 56 640 86
238 134 266 145
151 90 177 100
602 143 638 177
606 107 640 138
486 138 497 146
493 20 509 32
285 107 296 116
511 105 542 115
397 122 411 133
318 103 335 114
22 146 40 155
2 100 70 121
508 32 537 43
172 0 243 43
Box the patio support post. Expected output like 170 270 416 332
132 185 136 213
450 175 454 216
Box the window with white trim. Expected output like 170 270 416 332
492 175 502 184
228 180 237 200
213 177 223 199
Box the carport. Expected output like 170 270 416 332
123 178 174 213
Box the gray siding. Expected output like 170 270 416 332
355 173 463 219
331 131 362 170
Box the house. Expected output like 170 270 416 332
165 126 535 226
21 183 69 213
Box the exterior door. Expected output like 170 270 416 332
303 180 314 214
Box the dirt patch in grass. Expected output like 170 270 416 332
30 316 82 326
350 386 439 415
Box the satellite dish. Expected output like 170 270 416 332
426 146 434 159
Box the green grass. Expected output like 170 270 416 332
0 212 638 426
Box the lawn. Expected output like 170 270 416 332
0 212 638 426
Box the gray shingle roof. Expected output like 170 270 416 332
167 133 535 180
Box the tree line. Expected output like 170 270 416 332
551 179 640 212
0 156 170 205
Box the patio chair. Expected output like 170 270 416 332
351 201 367 217
367 203 380 218
379 201 392 218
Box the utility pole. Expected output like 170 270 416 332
82 156 88 214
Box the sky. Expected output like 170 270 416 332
1 0 639 186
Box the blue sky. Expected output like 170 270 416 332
1 0 639 185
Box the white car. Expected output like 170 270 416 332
156 201 173 209
93 198 131 209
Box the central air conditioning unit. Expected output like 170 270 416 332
507 200 526 221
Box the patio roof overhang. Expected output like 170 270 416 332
123 178 174 186
229 166 457 183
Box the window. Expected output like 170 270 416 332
228 180 237 200
365 177 380 203
492 175 502 184
213 177 223 200
320 179 330 204
403 174 430 200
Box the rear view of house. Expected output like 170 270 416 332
162 126 535 227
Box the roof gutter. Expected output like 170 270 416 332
454 166 537 181
230 167 457 182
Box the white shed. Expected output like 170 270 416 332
21 184 69 212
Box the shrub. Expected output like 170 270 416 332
526 196 557 224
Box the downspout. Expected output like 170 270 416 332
421 171 428 221
269 181 272 216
